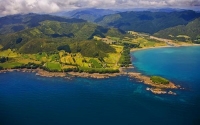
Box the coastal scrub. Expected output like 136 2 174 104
150 76 169 84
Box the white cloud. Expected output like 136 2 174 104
0 0 200 16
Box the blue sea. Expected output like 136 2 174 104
0 46 200 125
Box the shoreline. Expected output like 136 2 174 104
1 44 198 94
0 67 181 95
127 72 180 95
128 43 200 94
130 43 200 52
0 68 123 79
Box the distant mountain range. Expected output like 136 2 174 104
154 17 200 42
53 8 117 22
26 9 200 41
0 13 86 35
0 9 200 55
52 8 188 22
95 10 200 34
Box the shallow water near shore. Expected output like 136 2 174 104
0 46 200 125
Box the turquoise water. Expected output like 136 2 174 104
0 46 200 125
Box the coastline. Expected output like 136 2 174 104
127 72 180 95
128 44 200 94
0 67 181 95
130 43 200 52
1 44 198 95
0 68 123 79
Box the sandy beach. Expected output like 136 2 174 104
130 43 200 52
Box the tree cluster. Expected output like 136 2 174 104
120 46 131 67
0 57 8 63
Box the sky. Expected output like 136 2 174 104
0 0 200 16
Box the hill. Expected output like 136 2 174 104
153 18 200 42
95 10 200 34
0 18 125 56
0 13 171 73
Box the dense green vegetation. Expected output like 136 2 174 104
73 40 116 58
119 46 131 67
0 56 8 63
150 76 170 84
57 45 71 53
154 18 200 42
196 35 200 43
0 14 182 73
95 10 200 34
13 63 42 69
0 20 122 56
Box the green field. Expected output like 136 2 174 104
46 62 61 71
0 62 23 69
89 59 102 68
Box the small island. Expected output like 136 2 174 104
128 72 179 95
150 76 169 85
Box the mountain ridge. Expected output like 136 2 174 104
154 17 200 42
95 10 200 34
0 13 86 35
0 16 125 55
53 8 117 22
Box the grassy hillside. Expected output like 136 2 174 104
95 10 200 34
0 45 121 73
154 18 200 42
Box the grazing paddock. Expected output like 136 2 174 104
46 62 61 71
0 44 123 71
104 45 123 68
0 62 22 69
89 59 102 68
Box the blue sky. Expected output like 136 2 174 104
0 0 200 16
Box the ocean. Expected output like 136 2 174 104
0 46 200 125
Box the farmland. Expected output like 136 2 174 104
0 44 123 73
0 31 169 73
